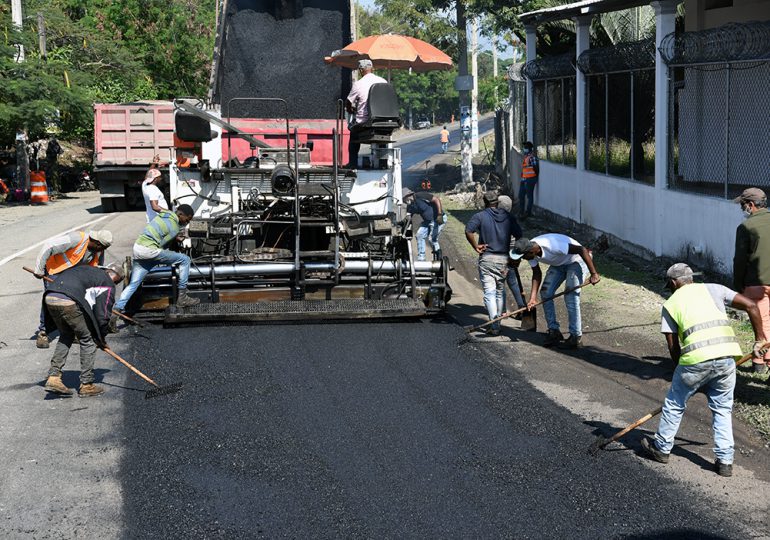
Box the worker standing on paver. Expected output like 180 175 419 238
439 126 450 153
641 263 767 477
113 205 199 318
142 168 169 223
345 59 387 169
732 187 770 374
42 263 124 397
509 234 600 348
402 188 446 261
32 230 113 348
465 191 522 336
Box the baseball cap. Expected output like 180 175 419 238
358 58 373 69
509 237 535 260
665 262 701 280
144 168 161 182
402 187 414 200
498 195 513 213
483 191 498 205
89 230 113 248
733 187 766 204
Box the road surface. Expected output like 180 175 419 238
0 136 766 537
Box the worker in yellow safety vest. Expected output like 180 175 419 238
518 141 539 218
32 230 113 348
640 263 767 477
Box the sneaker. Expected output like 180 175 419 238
714 459 733 477
44 375 73 395
176 289 200 308
752 362 768 374
78 383 105 398
543 329 564 347
641 437 670 464
36 331 50 349
558 334 582 349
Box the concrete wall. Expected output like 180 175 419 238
685 0 770 32
523 155 743 275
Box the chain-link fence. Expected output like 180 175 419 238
661 21 770 198
523 53 576 166
579 38 655 183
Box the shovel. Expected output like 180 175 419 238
23 266 146 327
587 346 764 454
101 346 183 399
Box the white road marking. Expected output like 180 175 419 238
0 214 110 268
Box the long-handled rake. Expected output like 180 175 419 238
587 347 764 455
102 347 183 399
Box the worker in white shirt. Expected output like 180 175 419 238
142 168 169 222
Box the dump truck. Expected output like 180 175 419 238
93 101 174 211
125 0 451 323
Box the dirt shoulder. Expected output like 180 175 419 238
440 195 770 447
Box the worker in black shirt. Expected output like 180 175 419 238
402 188 446 261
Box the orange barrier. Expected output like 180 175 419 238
30 171 49 204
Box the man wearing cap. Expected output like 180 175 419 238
42 263 124 397
640 263 766 477
732 187 770 374
32 229 113 348
402 188 446 261
345 59 387 169
497 195 529 321
510 234 600 348
465 191 523 335
113 204 199 316
142 167 169 223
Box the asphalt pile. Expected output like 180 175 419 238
218 0 352 119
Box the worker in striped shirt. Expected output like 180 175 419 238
113 204 199 317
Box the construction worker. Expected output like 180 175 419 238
42 263 124 397
32 229 113 348
142 168 169 222
440 126 451 153
732 187 770 374
113 204 199 317
498 195 534 330
402 188 446 261
465 191 522 336
519 141 539 218
641 263 767 477
510 234 600 348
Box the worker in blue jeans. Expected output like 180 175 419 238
518 141 539 218
640 263 767 477
403 188 446 261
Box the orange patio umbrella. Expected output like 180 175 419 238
324 34 453 75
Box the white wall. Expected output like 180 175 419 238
529 158 743 275
685 0 770 32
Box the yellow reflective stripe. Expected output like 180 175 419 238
681 335 739 355
681 319 731 340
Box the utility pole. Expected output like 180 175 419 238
11 0 24 62
456 1 473 186
471 16 479 155
12 0 29 192
37 12 47 61
492 35 498 105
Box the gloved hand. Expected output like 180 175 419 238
752 341 768 359
436 214 444 225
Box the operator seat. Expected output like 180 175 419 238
351 83 402 145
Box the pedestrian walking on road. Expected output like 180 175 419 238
32 230 113 348
345 59 387 169
402 188 446 261
113 205 199 318
510 233 600 348
142 168 169 223
465 191 522 336
732 187 770 374
42 264 124 397
641 263 767 477
519 141 539 218
440 126 450 153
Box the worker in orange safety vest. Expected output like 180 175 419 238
32 230 112 348
519 141 539 218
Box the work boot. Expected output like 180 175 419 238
176 289 200 308
36 331 50 349
78 383 105 398
714 460 733 477
44 375 73 395
543 329 564 347
558 334 582 350
641 437 670 464
752 362 768 374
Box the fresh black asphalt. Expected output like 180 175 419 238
115 320 741 538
